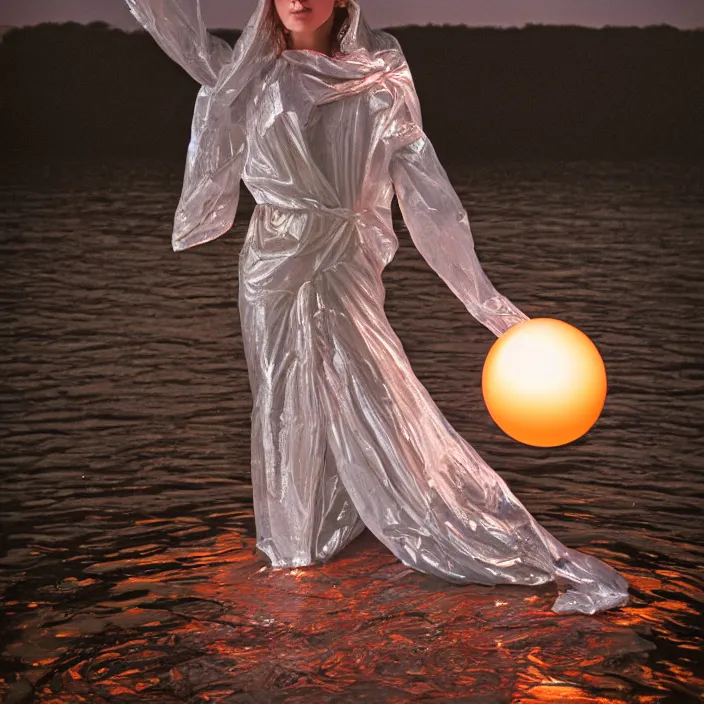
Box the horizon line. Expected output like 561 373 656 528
2 20 703 32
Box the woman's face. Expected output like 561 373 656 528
273 0 337 35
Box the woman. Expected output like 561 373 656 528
125 0 630 615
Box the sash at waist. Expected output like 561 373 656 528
255 202 366 223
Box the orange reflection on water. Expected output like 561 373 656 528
518 684 630 703
8 522 701 702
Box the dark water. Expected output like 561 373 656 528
1 159 702 703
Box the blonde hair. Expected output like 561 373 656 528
263 0 350 57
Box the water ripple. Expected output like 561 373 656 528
0 159 702 702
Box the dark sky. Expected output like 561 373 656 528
1 0 704 30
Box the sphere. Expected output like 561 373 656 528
481 318 607 448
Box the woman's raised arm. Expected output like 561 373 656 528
125 0 232 87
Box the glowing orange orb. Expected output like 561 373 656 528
482 318 607 448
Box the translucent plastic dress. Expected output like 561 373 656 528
126 0 630 615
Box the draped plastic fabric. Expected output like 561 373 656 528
127 0 630 615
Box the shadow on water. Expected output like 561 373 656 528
0 159 702 702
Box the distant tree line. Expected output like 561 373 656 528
0 21 702 162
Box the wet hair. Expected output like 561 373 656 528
263 1 350 57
